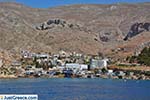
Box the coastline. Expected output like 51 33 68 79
0 72 150 80
0 77 149 81
0 75 18 79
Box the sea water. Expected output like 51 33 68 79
0 78 150 100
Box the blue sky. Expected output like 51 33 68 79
4 0 150 8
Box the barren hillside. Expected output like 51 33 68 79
0 2 150 57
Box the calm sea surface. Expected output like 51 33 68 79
0 78 150 100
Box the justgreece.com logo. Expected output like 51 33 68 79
0 94 38 100
0 96 4 100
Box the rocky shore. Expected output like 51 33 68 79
0 75 18 79
0 71 150 80
107 66 150 80
9 66 149 81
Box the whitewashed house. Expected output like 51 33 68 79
65 63 88 73
36 54 49 59
66 63 80 70
80 64 88 70
90 59 108 69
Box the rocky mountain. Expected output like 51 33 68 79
0 2 150 58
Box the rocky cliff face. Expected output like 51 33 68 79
0 2 150 58
124 22 150 40
35 19 81 30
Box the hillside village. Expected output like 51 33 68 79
0 50 107 78
0 48 150 80
0 2 150 80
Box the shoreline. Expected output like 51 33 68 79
0 75 149 81
1 66 150 80
0 77 149 81
0 75 18 79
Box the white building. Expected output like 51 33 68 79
66 63 80 70
65 63 88 73
36 54 49 59
0 59 3 67
80 64 88 70
90 59 108 69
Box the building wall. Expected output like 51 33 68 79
90 59 108 69
0 59 3 67
66 63 80 69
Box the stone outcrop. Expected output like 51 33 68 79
124 22 150 40
36 19 80 30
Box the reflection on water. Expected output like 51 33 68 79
0 78 150 100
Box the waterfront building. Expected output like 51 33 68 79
65 63 88 74
80 64 88 70
66 63 88 70
66 63 80 71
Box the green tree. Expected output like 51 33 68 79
137 47 150 66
